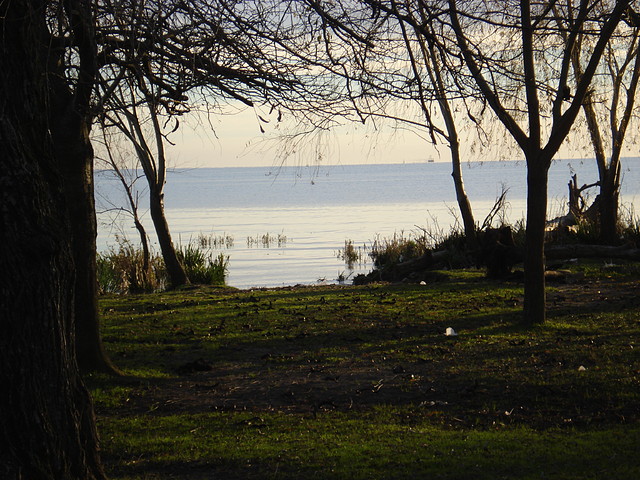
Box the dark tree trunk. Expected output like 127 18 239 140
52 113 120 374
149 187 189 288
0 2 106 477
523 163 548 325
599 165 621 245
44 0 119 375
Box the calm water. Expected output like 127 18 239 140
95 159 640 288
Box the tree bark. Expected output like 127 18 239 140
523 163 548 325
46 7 120 375
149 186 189 288
0 2 106 477
52 111 120 374
135 217 152 276
599 165 621 245
450 138 477 246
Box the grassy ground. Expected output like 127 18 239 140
90 265 640 479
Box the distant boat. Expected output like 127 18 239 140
427 158 435 163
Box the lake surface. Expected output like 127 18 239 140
95 159 640 289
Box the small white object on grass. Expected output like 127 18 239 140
445 327 458 336
578 365 587 371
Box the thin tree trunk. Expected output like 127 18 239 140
149 187 189 288
450 137 477 246
103 135 152 280
523 163 548 325
135 217 152 274
106 95 189 289
412 17 477 246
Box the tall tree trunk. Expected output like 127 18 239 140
599 161 621 245
149 186 189 288
412 17 477 246
54 123 119 374
523 163 548 325
105 96 189 289
49 87 120 376
0 2 106 477
44 0 119 375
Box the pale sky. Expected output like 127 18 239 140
162 102 611 170
165 108 450 169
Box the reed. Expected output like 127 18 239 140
246 232 288 248
98 236 229 293
196 232 235 249
369 230 429 268
337 239 368 269
97 236 165 294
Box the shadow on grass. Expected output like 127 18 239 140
96 277 640 479
101 419 640 480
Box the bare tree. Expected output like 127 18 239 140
395 2 480 245
101 79 189 288
304 0 630 324
93 0 356 289
305 0 481 243
96 125 153 283
560 6 640 243
40 0 350 371
441 0 630 324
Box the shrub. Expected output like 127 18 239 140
177 243 229 286
369 231 429 269
98 237 229 293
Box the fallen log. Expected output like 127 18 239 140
545 243 640 260
353 243 640 285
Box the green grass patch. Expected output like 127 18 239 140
98 411 640 480
93 266 640 479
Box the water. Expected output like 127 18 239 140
95 158 640 289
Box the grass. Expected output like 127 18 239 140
98 237 229 293
90 265 640 479
176 243 228 286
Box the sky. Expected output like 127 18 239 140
164 107 451 169
159 101 614 170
